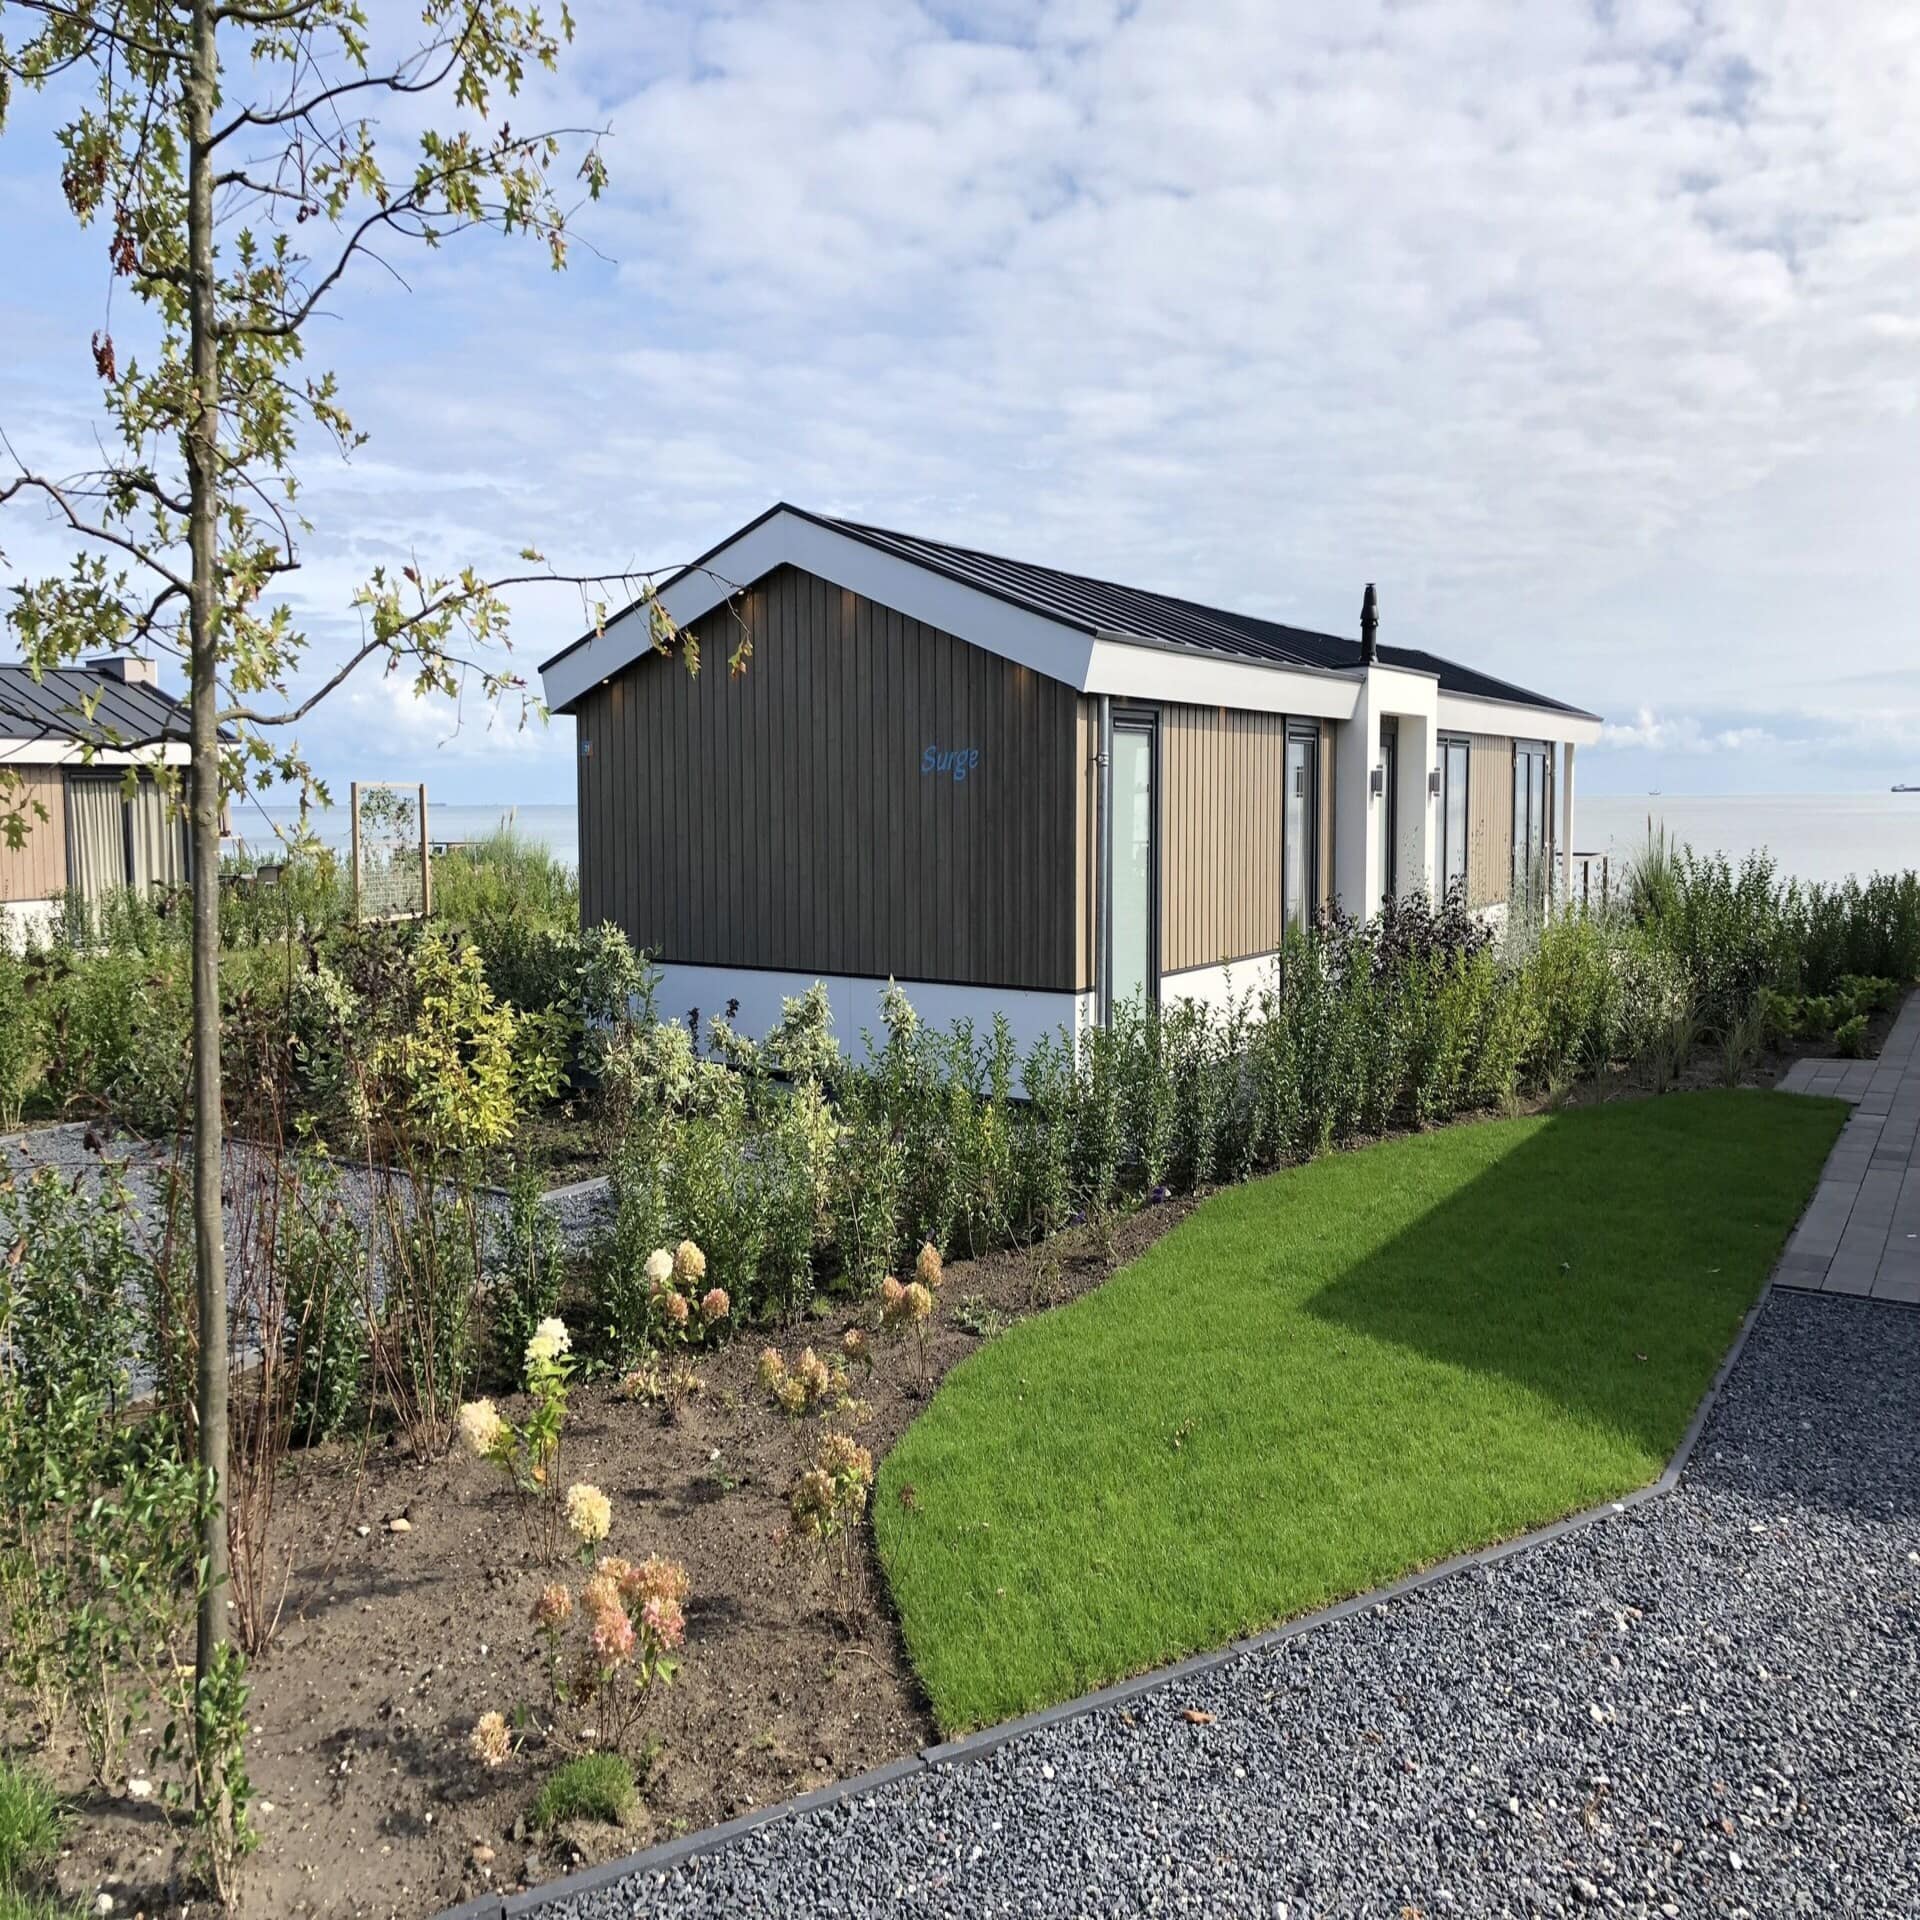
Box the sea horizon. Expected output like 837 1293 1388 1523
236 790 1919 892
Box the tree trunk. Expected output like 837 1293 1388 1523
184 0 232 1852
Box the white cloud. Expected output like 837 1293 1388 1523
4 0 1920 799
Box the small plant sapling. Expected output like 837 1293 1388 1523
784 1431 875 1622
456 1317 584 1565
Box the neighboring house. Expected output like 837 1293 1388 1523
541 504 1601 1050
0 657 192 942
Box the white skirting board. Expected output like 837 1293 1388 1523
643 962 1096 1059
1158 954 1282 1017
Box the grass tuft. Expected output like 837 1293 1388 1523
528 1751 638 1832
0 1762 61 1891
876 1091 1845 1732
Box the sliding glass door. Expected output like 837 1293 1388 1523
1512 740 1550 909
1377 719 1398 908
1283 726 1318 932
1109 714 1157 1013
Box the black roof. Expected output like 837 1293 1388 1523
0 664 191 746
546 502 1594 720
824 512 1593 718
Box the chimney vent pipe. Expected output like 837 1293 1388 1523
1359 583 1379 667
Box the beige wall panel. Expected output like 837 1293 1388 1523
1467 732 1515 909
0 766 68 902
1159 703 1287 975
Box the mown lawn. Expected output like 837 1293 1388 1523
875 1090 1844 1732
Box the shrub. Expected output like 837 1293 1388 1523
370 939 530 1159
1834 1013 1869 1058
529 1751 637 1831
784 1430 874 1619
500 1551 688 1755
280 1150 368 1445
590 1136 672 1364
34 947 191 1133
0 948 38 1128
490 1162 567 1387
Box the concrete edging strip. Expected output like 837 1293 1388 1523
431 1282 1780 1920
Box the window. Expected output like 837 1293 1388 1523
1439 736 1470 902
65 774 188 903
1283 725 1319 931
1377 719 1398 909
1512 740 1551 909
1108 715 1157 1013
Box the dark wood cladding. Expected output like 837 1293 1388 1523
574 565 1081 993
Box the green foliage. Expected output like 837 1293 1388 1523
489 1161 566 1387
431 828 579 941
280 1151 367 1446
1834 1013 1869 1058
528 1751 637 1831
0 1170 208 1786
0 947 38 1129
372 940 530 1159
0 1762 60 1890
34 947 191 1133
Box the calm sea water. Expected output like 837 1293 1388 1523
240 794 1920 892
1575 794 1920 889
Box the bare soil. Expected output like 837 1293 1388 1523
40 1204 1192 1920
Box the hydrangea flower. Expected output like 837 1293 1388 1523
700 1287 730 1323
526 1317 572 1367
640 1593 686 1652
588 1601 636 1665
531 1582 574 1629
565 1481 612 1545
915 1241 943 1289
644 1247 675 1288
674 1239 707 1284
456 1398 504 1457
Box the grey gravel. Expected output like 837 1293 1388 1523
537 1292 1920 1920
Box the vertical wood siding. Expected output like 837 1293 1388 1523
1467 732 1515 909
574 566 1080 993
1158 704 1288 975
0 766 67 902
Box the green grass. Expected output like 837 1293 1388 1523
876 1090 1845 1732
529 1751 638 1831
0 1762 60 1891
0 1891 88 1920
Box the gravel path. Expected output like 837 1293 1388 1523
544 1291 1920 1920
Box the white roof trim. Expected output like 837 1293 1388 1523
539 507 1364 720
0 737 191 767
1084 638 1360 718
1436 690 1601 746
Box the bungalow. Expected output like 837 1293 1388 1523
540 505 1601 1050
0 656 193 942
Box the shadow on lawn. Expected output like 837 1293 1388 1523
1299 1091 1841 1460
